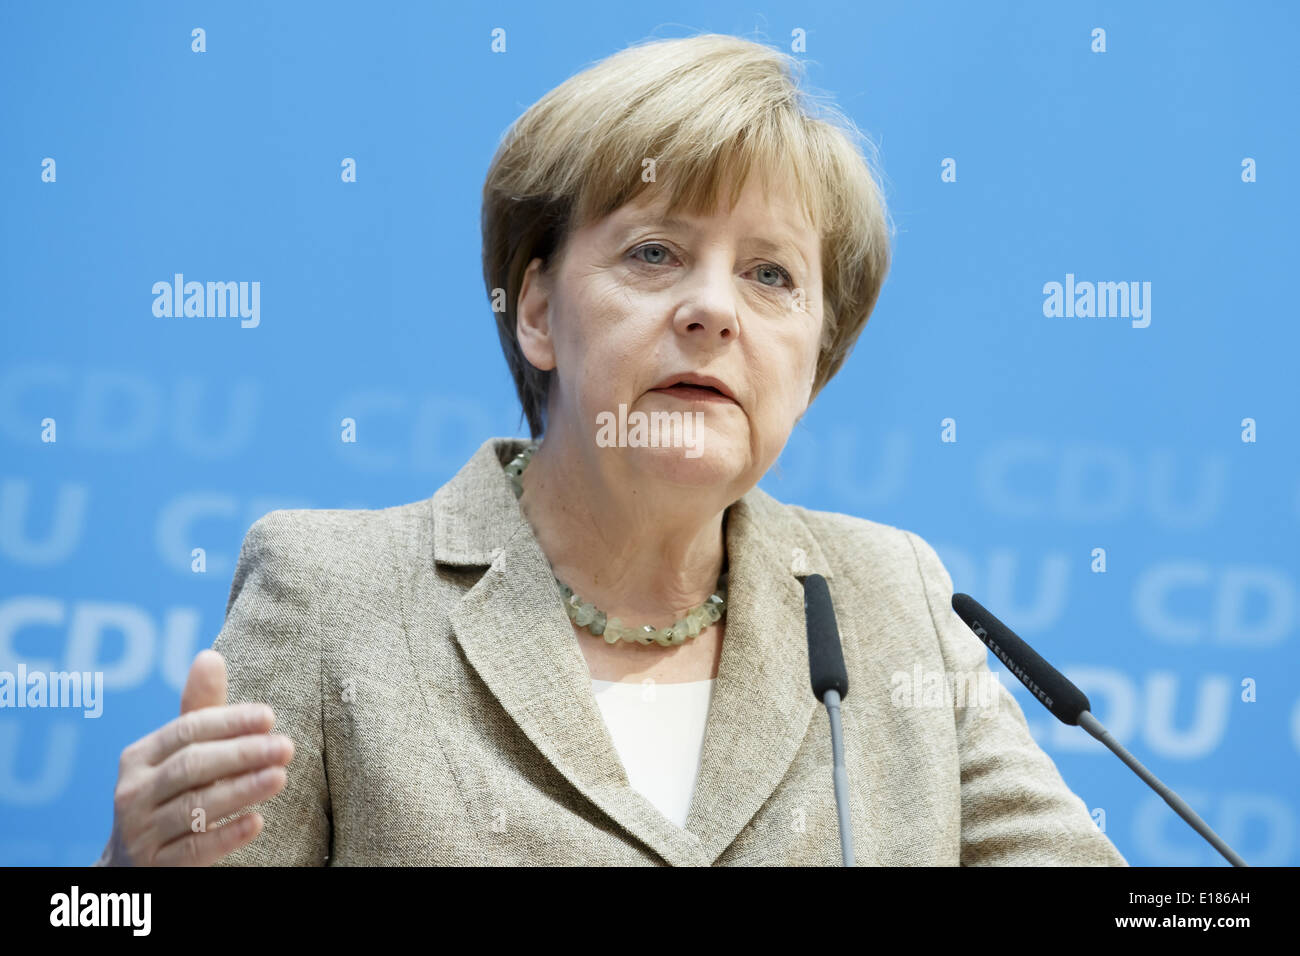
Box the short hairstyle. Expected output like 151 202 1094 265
481 32 893 439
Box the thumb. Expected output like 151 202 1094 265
181 649 228 715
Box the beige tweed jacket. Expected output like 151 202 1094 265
211 435 1127 866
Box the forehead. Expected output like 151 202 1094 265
603 175 821 260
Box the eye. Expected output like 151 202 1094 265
630 242 676 266
629 243 794 290
752 263 794 288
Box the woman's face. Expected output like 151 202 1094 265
516 170 824 493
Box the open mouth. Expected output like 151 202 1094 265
650 384 736 404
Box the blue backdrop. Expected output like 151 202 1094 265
2 0 1296 866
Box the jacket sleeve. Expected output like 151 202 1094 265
905 531 1128 866
209 511 332 866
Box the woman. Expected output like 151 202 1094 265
96 33 1126 866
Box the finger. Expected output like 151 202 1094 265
150 733 294 808
138 702 275 767
153 811 265 867
152 764 288 850
181 650 227 715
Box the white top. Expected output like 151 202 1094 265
590 677 716 828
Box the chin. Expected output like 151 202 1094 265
624 429 746 488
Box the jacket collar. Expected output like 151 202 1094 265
423 436 834 865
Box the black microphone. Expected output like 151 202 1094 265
806 574 849 701
951 592 1248 867
803 574 855 866
951 593 1090 725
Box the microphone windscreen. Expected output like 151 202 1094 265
804 573 849 701
951 593 1091 725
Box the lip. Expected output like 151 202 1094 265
648 373 738 404
649 385 737 405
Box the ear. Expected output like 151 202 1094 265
516 257 557 372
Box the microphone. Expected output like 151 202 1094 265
803 573 855 866
951 592 1248 867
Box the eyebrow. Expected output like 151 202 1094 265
623 215 811 275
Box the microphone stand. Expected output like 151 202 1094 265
820 688 856 866
1078 711 1247 867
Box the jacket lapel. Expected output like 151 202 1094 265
422 437 834 866
684 486 832 865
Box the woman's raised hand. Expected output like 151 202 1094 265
95 649 294 866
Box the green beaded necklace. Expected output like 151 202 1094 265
505 442 729 647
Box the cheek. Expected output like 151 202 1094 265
779 332 820 401
752 343 816 428
553 284 607 365
557 291 647 403
799 324 822 392
580 287 662 366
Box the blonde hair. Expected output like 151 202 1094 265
481 33 893 438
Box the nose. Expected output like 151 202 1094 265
670 254 740 341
